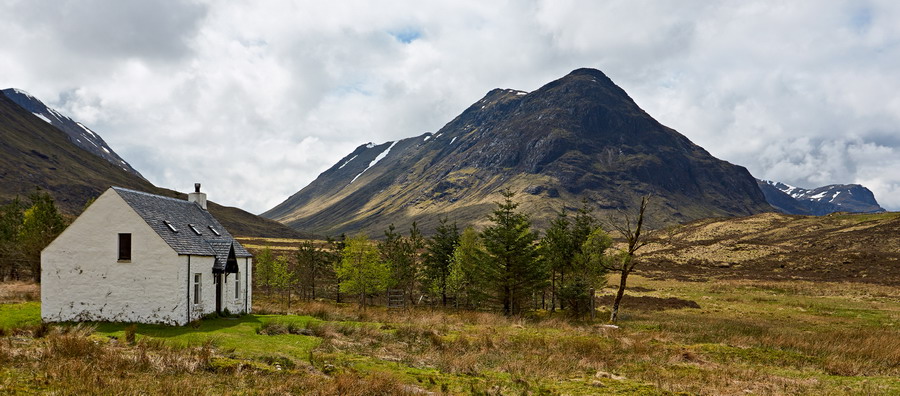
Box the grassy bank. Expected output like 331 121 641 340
1 275 898 395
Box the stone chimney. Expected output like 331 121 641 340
188 183 207 210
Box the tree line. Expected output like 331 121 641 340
255 189 649 321
0 191 68 282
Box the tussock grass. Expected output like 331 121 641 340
2 275 897 394
0 321 420 395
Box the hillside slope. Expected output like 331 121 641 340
2 88 145 179
265 68 772 236
0 94 301 238
640 211 900 285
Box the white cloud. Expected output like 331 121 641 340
1 0 899 212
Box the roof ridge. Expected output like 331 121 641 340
112 186 198 206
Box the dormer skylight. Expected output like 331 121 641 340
188 224 202 235
208 225 221 236
163 220 178 233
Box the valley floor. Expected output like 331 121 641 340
1 275 898 395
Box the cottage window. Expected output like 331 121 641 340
235 276 240 299
118 233 131 261
188 224 202 235
193 273 202 304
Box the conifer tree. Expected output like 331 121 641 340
561 228 612 317
480 189 544 315
423 217 460 306
379 224 419 303
539 210 572 312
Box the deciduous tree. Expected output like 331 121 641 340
19 191 66 282
606 195 650 322
447 226 483 309
337 234 389 307
423 217 460 306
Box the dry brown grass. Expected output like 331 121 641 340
0 281 39 303
0 322 421 395
263 274 899 395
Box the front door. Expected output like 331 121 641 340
215 273 222 314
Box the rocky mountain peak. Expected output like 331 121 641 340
264 68 773 236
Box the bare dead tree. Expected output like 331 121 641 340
605 195 650 323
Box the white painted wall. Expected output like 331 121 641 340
42 188 254 326
42 189 186 325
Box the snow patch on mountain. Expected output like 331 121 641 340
338 155 358 169
33 113 52 124
350 141 397 184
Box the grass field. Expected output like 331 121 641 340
2 274 898 395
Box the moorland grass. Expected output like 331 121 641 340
1 275 898 395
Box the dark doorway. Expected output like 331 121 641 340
215 274 222 314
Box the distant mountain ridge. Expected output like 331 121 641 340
0 92 302 238
756 179 884 215
1 88 144 179
264 68 773 236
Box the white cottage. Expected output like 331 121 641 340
41 185 253 325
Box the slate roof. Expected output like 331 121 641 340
112 187 252 261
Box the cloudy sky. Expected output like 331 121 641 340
2 0 899 212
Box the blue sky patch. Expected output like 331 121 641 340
390 27 422 44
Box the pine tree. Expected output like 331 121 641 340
480 189 544 315
562 228 612 317
423 217 460 306
539 210 572 312
379 224 419 304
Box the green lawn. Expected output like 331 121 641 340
0 302 40 330
96 315 324 364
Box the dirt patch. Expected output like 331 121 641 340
596 295 700 311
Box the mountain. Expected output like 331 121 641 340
757 179 884 215
0 93 302 238
2 88 144 179
641 211 900 286
264 68 773 236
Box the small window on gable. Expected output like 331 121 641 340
118 233 131 261
208 225 221 236
188 224 202 235
163 220 178 233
